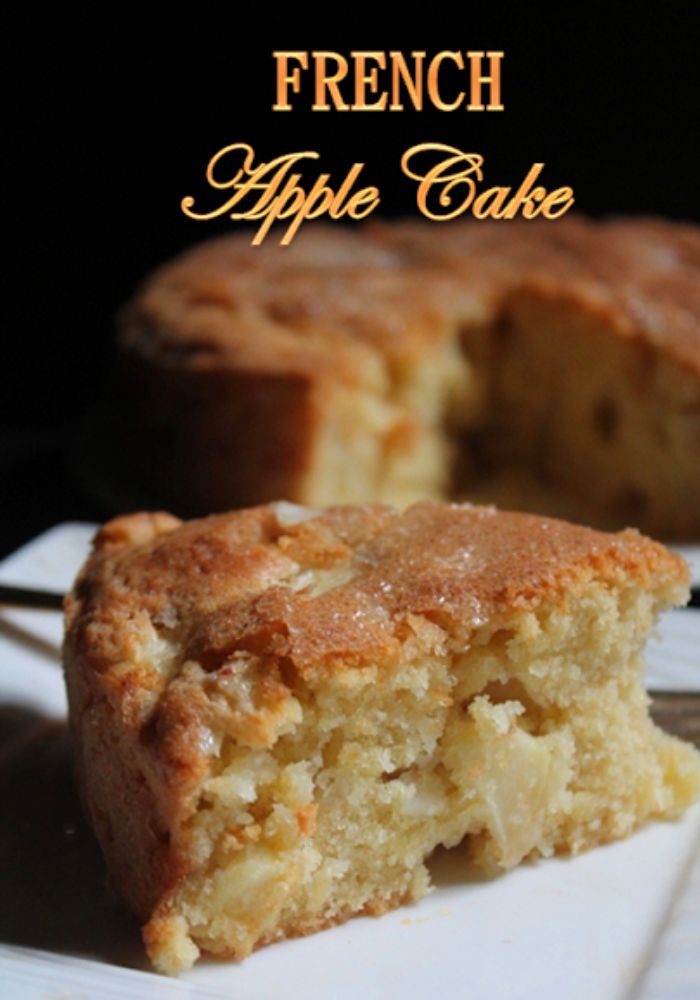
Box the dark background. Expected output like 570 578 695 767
3 6 699 557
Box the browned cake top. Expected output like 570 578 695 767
65 502 687 701
121 217 700 380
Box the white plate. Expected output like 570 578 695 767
0 524 699 1000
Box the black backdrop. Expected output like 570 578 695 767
4 6 700 555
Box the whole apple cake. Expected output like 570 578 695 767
102 216 700 537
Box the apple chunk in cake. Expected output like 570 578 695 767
63 501 700 974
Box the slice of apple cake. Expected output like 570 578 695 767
63 501 700 974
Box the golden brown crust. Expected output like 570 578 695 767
66 501 686 685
